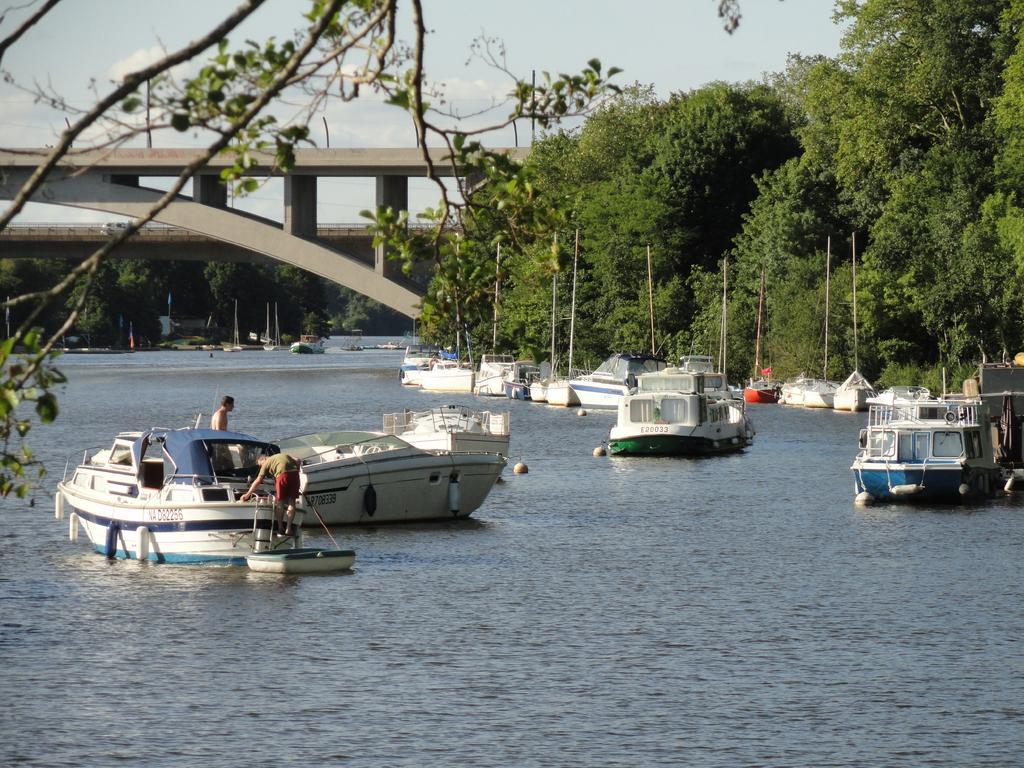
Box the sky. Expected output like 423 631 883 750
0 0 847 223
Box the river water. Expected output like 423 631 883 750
2 340 1022 767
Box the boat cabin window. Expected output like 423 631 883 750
867 430 895 457
630 398 658 423
932 431 964 458
640 374 699 394
899 431 930 461
704 375 724 390
659 397 688 424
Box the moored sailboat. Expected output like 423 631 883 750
744 268 780 404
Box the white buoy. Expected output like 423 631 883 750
593 446 606 457
135 526 150 562
577 408 587 416
1004 475 1016 493
958 483 970 496
68 512 79 542
513 461 529 474
854 491 873 506
54 491 64 520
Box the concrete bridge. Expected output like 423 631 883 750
0 147 527 318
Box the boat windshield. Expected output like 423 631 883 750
639 373 700 393
205 440 268 479
279 431 409 462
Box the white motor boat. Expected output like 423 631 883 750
568 352 667 409
279 431 506 525
399 343 439 386
419 359 476 393
608 368 755 456
851 391 1002 503
56 428 310 564
834 370 877 412
474 354 516 397
383 405 510 455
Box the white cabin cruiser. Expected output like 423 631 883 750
569 352 667 409
383 405 510 455
608 369 754 456
419 359 476 393
399 343 439 386
56 428 312 564
280 431 506 525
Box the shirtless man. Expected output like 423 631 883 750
211 395 234 430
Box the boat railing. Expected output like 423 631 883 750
867 401 981 427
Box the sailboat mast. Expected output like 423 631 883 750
568 230 579 374
492 242 501 352
718 258 729 375
753 268 765 378
824 236 831 380
550 235 558 372
852 232 858 371
646 243 655 355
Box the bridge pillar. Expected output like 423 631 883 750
284 175 317 237
195 175 227 208
375 174 407 278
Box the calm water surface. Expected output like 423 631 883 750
2 341 1022 766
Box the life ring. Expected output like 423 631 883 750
944 411 957 424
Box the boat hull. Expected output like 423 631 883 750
420 369 475 392
834 388 870 412
504 381 531 400
529 382 548 402
568 381 625 409
546 381 581 407
743 386 779 404
609 432 749 456
247 548 355 573
58 485 288 564
300 452 506 525
851 462 1003 502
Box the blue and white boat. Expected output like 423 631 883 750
851 390 1002 503
568 352 667 409
56 428 308 564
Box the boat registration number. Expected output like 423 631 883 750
306 492 336 506
148 508 184 521
640 426 670 433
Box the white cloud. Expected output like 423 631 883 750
108 46 168 84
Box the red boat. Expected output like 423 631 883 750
744 379 780 404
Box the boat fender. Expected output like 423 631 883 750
104 522 120 559
54 491 64 520
1005 475 1016 493
68 512 79 542
448 475 460 515
854 491 874 506
135 526 150 562
363 484 377 517
958 483 970 496
890 484 922 496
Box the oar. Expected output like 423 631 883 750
301 493 341 550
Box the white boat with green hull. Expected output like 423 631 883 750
609 369 755 456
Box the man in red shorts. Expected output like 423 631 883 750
241 452 301 536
